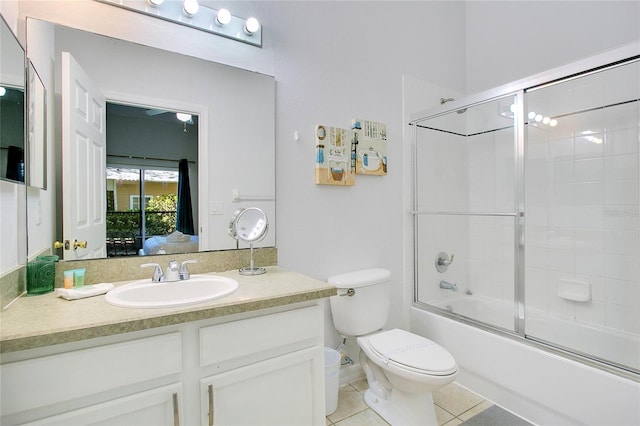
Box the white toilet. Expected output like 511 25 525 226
329 268 458 426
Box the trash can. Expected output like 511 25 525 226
324 347 341 415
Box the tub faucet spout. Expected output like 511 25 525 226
439 280 458 291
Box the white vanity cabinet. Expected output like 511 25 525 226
0 303 326 426
1 332 183 426
197 305 325 425
21 383 183 426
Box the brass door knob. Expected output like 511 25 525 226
73 240 88 249
54 240 70 250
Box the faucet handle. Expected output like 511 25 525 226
179 259 198 280
141 263 164 282
435 252 455 273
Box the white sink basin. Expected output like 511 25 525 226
105 275 239 308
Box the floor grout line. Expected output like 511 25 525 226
328 380 495 426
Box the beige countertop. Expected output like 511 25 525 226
0 266 336 354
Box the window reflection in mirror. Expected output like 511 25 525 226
106 103 198 257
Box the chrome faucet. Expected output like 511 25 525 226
140 263 164 282
179 259 198 280
439 280 458 291
164 260 180 282
141 260 198 282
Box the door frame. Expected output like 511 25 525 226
101 89 209 251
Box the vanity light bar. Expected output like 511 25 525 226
95 0 262 47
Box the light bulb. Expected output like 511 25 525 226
176 113 192 122
535 114 543 122
528 111 536 120
216 8 231 25
147 0 163 6
0 87 6 97
183 0 199 17
549 119 558 127
244 17 260 34
542 116 550 124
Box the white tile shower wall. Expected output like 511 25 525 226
524 61 640 335
467 128 516 303
417 215 470 302
416 122 516 308
415 126 470 303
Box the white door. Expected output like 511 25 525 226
61 52 106 259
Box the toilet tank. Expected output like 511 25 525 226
328 268 391 336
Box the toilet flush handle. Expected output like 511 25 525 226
339 288 355 297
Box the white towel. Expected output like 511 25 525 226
56 283 115 300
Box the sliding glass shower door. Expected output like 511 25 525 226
413 56 640 374
413 94 521 332
524 59 640 372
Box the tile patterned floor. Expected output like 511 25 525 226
326 380 494 426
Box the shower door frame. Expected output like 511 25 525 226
410 91 525 335
410 43 640 379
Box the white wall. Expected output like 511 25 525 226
465 1 640 93
0 181 26 273
263 1 467 345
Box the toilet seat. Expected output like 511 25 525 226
367 329 457 376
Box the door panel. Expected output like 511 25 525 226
62 51 106 259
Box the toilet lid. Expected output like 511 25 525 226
368 329 457 376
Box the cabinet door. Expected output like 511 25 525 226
201 347 324 426
1 332 181 419
23 383 182 426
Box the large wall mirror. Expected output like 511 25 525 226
0 14 27 282
26 18 276 261
0 15 26 184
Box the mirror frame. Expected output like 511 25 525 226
27 60 46 189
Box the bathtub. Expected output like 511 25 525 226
411 302 640 426
434 296 640 371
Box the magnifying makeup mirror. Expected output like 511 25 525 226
228 207 269 275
